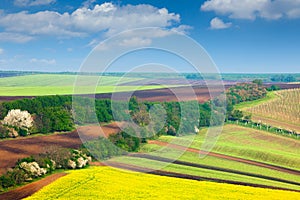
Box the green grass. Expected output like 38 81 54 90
157 124 300 170
110 156 300 191
0 85 175 96
139 144 300 183
234 92 277 110
0 74 142 87
0 74 184 96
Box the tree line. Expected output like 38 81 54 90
0 82 268 139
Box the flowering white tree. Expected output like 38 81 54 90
3 109 33 131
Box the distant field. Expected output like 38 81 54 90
25 167 300 200
0 74 142 87
240 89 300 132
0 74 179 96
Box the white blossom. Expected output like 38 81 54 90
3 109 33 131
194 126 200 133
19 161 47 177
77 157 88 168
68 160 76 169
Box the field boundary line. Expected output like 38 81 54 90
128 153 300 187
103 161 300 192
148 140 300 175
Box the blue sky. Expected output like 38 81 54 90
0 0 299 73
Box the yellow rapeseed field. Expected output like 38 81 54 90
25 167 300 200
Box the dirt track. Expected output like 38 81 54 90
0 122 122 175
148 140 300 176
0 173 67 200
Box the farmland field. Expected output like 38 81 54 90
156 124 300 170
25 167 300 200
237 89 300 133
0 74 178 96
0 74 142 87
106 124 300 191
0 123 122 175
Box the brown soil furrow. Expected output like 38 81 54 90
128 153 300 187
148 140 300 175
0 122 122 175
0 173 67 200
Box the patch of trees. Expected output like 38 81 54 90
0 96 74 137
226 82 267 105
270 74 296 82
267 85 281 91
82 129 142 161
212 82 267 122
82 137 126 160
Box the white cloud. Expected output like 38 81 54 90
0 48 4 55
89 27 192 50
14 0 56 7
82 0 96 8
210 17 232 29
0 32 34 43
0 3 183 42
30 58 56 65
171 25 193 35
201 0 300 20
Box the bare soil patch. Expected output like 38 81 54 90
0 122 122 175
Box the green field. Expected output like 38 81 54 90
157 124 300 170
25 167 300 200
110 155 300 190
106 124 300 191
0 74 142 87
234 92 277 110
0 74 178 96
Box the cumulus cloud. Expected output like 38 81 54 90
210 17 232 29
0 48 4 54
0 3 184 42
201 0 300 20
30 58 56 65
14 0 56 7
88 26 192 49
82 0 96 8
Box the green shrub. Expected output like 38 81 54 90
0 175 15 188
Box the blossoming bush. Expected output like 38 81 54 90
0 147 90 190
2 109 33 136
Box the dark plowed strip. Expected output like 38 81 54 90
128 153 300 187
0 173 67 200
149 140 300 176
104 161 300 192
